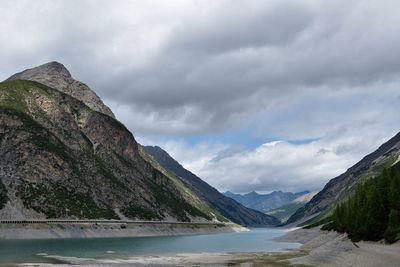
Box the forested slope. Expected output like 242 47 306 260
322 166 400 243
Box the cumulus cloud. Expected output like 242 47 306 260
2 0 400 192
157 126 395 193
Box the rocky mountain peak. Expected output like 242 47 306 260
7 61 72 82
6 61 115 118
34 61 70 77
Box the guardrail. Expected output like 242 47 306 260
0 219 232 226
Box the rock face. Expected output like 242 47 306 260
0 65 224 222
224 190 309 212
287 132 400 224
144 146 280 226
7 62 115 118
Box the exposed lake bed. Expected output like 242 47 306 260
277 227 400 267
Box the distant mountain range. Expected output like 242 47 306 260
144 146 280 226
287 131 400 225
224 190 310 212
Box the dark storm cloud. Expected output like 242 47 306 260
96 0 400 136
2 0 400 137
168 1 316 53
2 0 400 192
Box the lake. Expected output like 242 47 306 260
0 228 300 265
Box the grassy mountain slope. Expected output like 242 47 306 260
267 203 307 223
265 191 317 223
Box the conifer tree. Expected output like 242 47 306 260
325 167 400 243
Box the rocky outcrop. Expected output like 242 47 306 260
0 71 222 222
6 61 115 118
287 132 400 224
144 146 280 226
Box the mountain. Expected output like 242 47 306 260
0 62 225 222
224 190 310 212
287 132 400 225
266 192 317 223
7 62 115 118
143 146 280 226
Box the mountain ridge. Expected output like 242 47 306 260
287 131 400 224
144 145 280 226
265 191 317 223
224 190 310 212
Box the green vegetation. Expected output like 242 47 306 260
0 81 76 163
303 214 334 229
94 156 130 191
197 202 229 222
0 180 8 209
121 171 213 221
1 108 73 163
145 172 212 221
322 167 400 243
16 180 118 219
0 80 52 112
139 146 219 221
92 110 128 132
121 202 163 220
266 202 306 223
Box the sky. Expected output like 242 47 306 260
2 0 400 193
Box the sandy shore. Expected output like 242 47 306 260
0 222 243 240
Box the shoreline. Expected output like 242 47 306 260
275 226 400 267
0 222 244 240
38 227 397 267
29 250 310 267
5 224 400 266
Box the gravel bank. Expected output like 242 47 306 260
276 227 400 267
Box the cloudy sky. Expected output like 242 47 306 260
2 0 400 193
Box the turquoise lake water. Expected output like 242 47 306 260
0 228 299 265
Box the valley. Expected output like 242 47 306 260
1 61 400 266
